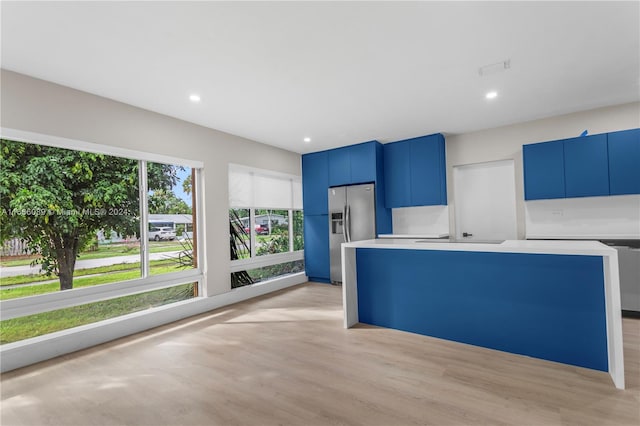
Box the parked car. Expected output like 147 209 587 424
244 224 269 235
148 226 176 241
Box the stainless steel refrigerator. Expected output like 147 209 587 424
328 183 376 284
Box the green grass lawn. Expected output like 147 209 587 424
0 240 185 267
0 262 144 287
0 259 183 300
0 283 196 344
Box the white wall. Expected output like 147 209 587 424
445 102 640 239
391 206 449 236
525 195 640 239
0 70 302 296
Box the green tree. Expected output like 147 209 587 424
0 140 178 290
148 188 191 214
182 174 192 195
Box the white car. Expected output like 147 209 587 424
148 226 176 241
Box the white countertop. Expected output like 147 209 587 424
343 238 617 257
527 234 640 240
378 233 449 239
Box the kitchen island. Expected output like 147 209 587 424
341 239 624 389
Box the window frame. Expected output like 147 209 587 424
228 164 303 277
0 127 205 320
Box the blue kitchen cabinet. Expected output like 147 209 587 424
523 129 639 200
523 140 566 200
564 134 609 198
349 142 377 184
384 134 447 208
608 128 640 195
410 134 446 205
383 140 412 207
302 151 329 215
303 214 330 282
302 141 392 282
328 142 378 186
374 142 393 235
328 147 351 187
356 248 609 372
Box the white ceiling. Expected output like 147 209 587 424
2 1 639 154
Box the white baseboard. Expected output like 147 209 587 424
0 273 307 373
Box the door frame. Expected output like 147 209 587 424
452 159 518 241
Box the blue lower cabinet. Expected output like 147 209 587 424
356 248 608 372
303 215 330 282
608 128 640 195
564 134 609 198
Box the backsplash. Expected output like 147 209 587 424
525 194 640 239
391 205 449 235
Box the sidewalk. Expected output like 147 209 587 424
0 251 182 279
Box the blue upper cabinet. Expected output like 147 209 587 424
523 141 566 200
384 134 447 208
608 128 640 195
410 134 447 205
374 143 393 235
564 134 609 198
383 141 412 207
302 151 329 215
523 128 640 200
349 142 377 184
328 142 377 186
328 147 351 186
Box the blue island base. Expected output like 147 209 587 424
356 248 608 372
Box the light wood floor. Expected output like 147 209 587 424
1 283 639 426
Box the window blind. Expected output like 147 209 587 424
229 164 303 209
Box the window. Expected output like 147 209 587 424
245 260 305 283
0 137 203 344
0 141 142 291
146 162 196 277
229 208 251 260
228 164 303 288
1 283 197 344
255 209 289 256
293 210 304 250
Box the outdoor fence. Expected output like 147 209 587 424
1 238 31 257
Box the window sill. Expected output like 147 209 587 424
1 269 203 320
230 250 303 273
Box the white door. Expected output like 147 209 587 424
453 160 517 241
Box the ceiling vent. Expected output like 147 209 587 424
479 59 511 77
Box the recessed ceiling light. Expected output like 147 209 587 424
189 94 201 102
303 137 311 143
485 91 498 100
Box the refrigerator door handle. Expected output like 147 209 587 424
342 205 348 243
346 204 351 243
